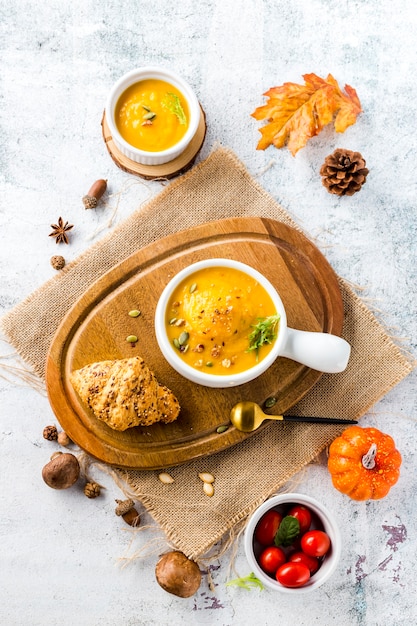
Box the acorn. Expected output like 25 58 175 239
82 179 107 209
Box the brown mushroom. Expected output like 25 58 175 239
42 452 80 489
155 550 202 598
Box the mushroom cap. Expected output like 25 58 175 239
155 551 201 598
42 452 80 489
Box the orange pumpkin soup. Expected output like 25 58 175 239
115 79 190 152
165 266 279 375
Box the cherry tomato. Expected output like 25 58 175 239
255 510 282 546
288 551 320 574
258 546 287 575
301 530 331 557
287 505 312 534
276 562 310 588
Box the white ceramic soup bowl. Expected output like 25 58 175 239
154 259 350 388
244 493 341 593
105 66 200 165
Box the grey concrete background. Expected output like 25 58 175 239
1 1 416 624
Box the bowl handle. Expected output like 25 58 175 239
280 328 351 373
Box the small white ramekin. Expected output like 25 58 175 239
244 493 341 593
105 66 200 166
154 258 350 389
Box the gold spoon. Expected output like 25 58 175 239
230 401 357 433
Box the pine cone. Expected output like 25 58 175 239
320 149 369 196
84 482 101 498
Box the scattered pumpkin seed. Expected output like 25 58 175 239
142 105 151 112
216 425 229 434
143 111 156 120
189 282 197 294
264 397 277 409
198 472 215 484
169 317 177 325
178 331 189 346
126 335 138 343
173 338 180 349
128 309 141 318
158 472 174 484
203 482 215 497
205 361 213 367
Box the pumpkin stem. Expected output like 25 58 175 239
362 443 377 469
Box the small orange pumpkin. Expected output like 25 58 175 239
328 425 402 501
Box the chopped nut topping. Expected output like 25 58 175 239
211 345 222 358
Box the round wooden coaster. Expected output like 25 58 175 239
101 106 207 180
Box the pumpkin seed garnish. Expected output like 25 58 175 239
158 472 174 484
264 396 277 409
203 482 215 497
128 309 141 318
216 425 229 434
189 283 197 294
169 317 177 325
199 472 215 484
173 338 180 349
143 111 156 120
126 335 138 343
178 331 189 346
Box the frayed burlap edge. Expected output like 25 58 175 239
1 145 415 561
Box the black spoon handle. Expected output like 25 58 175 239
283 415 357 424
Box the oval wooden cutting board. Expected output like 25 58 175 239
45 217 344 469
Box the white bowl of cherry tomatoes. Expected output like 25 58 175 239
244 493 341 593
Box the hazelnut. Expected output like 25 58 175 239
57 431 71 446
42 452 80 489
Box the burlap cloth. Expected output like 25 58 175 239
2 147 414 559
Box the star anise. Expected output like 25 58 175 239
49 217 74 244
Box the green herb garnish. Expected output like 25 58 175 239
247 314 280 358
274 515 300 547
163 92 187 125
226 572 264 591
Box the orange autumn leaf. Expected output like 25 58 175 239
333 82 363 132
251 73 362 155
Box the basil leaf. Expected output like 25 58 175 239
274 515 300 547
